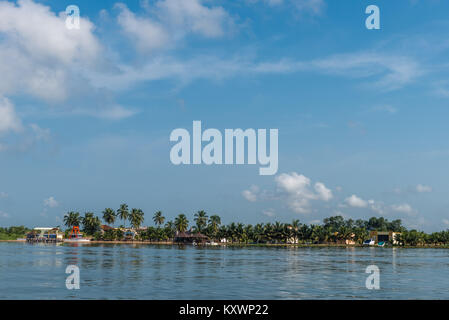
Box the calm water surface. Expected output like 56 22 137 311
0 242 448 299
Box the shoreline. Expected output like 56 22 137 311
2 239 449 249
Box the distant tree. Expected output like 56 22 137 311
153 211 165 227
130 208 144 230
194 210 208 233
63 212 81 228
117 204 129 228
82 212 101 235
175 214 189 233
102 208 116 226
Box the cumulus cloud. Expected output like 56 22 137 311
391 203 414 215
44 196 59 208
0 0 101 102
262 208 276 217
247 0 325 16
416 184 432 193
242 185 260 202
275 172 332 214
116 3 169 53
116 0 233 53
0 96 22 134
393 184 433 195
345 194 368 208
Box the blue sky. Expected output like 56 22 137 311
0 0 449 231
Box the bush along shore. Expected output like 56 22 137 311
3 205 449 247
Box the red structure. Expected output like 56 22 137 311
70 226 81 238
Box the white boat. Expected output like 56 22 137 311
363 239 375 246
64 238 91 243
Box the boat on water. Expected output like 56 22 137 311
64 238 91 243
363 239 375 246
63 226 91 243
378 241 386 247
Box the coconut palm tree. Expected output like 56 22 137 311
254 223 264 243
102 208 116 226
130 208 144 230
290 219 301 244
207 215 221 239
153 211 165 227
164 221 176 240
63 211 81 228
194 210 208 233
175 214 189 233
117 203 129 228
82 212 101 235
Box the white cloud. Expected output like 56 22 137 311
275 172 332 214
0 0 101 102
391 203 414 215
44 196 59 208
156 0 231 38
311 52 422 90
0 96 22 134
242 185 260 202
116 3 169 53
368 199 385 215
345 194 368 208
416 184 432 193
292 0 325 16
116 0 233 53
371 105 398 114
262 208 276 217
0 211 9 218
442 219 449 226
314 182 333 201
247 0 325 16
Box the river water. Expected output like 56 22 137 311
0 242 448 299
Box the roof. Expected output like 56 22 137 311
101 225 114 231
175 231 208 239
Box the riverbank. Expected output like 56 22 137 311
3 239 449 248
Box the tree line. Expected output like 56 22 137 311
58 206 449 246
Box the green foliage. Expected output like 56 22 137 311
19 209 449 246
0 226 31 240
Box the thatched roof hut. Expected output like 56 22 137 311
174 231 208 243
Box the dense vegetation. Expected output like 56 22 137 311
0 226 31 240
59 205 449 246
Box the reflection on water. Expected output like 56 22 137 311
0 242 448 299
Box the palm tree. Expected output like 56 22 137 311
153 211 165 227
175 214 189 233
82 212 101 235
102 208 116 226
194 210 208 233
63 211 81 228
254 223 264 243
207 215 221 239
290 219 300 244
117 203 129 228
130 208 144 230
164 221 176 240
